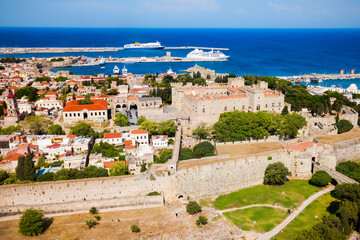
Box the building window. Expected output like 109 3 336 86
78 113 80 116
65 113 68 117
256 105 260 111
224 106 227 111
103 112 105 115
272 103 275 107
95 112 97 116
202 108 205 113
278 102 281 106
242 105 245 109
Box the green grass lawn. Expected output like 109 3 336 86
214 180 321 210
273 193 336 240
223 207 288 232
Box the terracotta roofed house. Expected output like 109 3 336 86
130 129 148 145
103 132 122 146
62 99 109 122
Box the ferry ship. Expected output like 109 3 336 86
123 41 165 50
186 49 229 60
113 65 120 75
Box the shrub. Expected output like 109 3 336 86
335 119 353 134
85 219 97 229
36 172 54 182
264 162 291 185
0 169 9 184
186 201 201 215
193 141 215 155
89 207 99 215
147 191 161 196
131 224 140 233
196 215 208 225
309 171 332 187
19 208 44 236
94 215 101 221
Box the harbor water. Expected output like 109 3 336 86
1 28 360 77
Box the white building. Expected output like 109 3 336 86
151 135 168 148
130 129 149 145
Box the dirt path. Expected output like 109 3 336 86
217 204 287 215
258 186 334 240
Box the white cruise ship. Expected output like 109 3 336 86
113 65 120 75
123 41 165 50
186 49 229 60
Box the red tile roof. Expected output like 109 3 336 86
67 135 76 139
284 142 324 153
125 145 136 149
128 95 138 100
103 160 128 168
131 129 147 134
104 132 122 139
45 91 57 96
124 140 132 145
3 152 23 162
62 99 108 112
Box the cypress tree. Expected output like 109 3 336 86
16 155 25 181
23 153 36 181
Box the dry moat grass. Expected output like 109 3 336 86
216 142 283 157
315 128 360 144
0 206 198 240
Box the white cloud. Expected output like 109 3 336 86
140 0 220 12
269 1 302 12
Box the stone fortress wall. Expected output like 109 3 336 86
1 139 359 215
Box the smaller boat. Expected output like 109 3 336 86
113 65 120 75
101 66 105 69
99 57 106 65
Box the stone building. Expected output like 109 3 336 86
2 90 23 127
171 77 285 125
62 99 109 123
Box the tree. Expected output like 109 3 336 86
193 141 215 157
136 116 146 125
186 201 201 215
73 84 78 92
114 113 129 127
15 86 39 102
83 165 108 178
54 169 70 181
131 224 140 233
19 208 44 236
0 170 9 184
192 123 211 139
192 78 206 86
179 148 195 160
157 120 177 137
196 216 208 225
105 89 119 95
47 124 65 135
37 172 54 182
335 120 353 134
281 106 289 115
16 155 25 181
69 122 97 137
309 171 331 187
155 149 173 163
264 162 291 185
140 119 159 136
336 161 360 182
140 163 147 173
24 153 36 181
34 76 51 82
109 161 129 176
20 116 51 135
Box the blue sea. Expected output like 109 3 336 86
1 28 360 78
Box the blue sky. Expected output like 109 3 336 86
1 0 360 28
